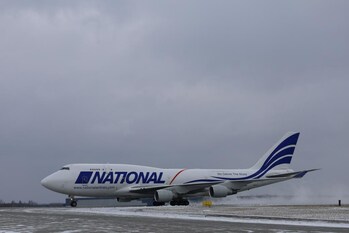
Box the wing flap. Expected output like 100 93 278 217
129 184 170 193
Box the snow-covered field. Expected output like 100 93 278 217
64 205 349 228
1 205 349 232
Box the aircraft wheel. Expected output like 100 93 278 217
153 201 165 206
170 200 177 206
70 200 77 207
170 199 189 206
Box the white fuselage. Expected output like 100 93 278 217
41 163 258 198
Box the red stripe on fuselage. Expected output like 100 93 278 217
169 169 186 185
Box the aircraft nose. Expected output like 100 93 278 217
41 175 56 190
41 176 50 188
41 173 65 192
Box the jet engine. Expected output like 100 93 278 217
209 184 234 198
154 189 174 202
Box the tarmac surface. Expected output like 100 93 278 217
1 205 349 232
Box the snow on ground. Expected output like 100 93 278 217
57 205 349 229
2 206 349 232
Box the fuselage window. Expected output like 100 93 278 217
61 167 70 170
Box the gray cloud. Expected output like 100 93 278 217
0 1 348 203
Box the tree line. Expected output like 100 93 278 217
0 199 63 207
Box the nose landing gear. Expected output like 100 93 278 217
69 196 77 207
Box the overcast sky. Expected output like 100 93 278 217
1 1 348 203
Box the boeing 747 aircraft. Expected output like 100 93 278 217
41 132 317 207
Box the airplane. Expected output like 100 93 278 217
41 132 318 207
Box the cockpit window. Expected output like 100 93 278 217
61 167 70 170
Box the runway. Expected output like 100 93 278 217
1 205 349 232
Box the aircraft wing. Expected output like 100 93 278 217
129 184 171 194
129 181 222 194
129 179 275 196
129 169 319 196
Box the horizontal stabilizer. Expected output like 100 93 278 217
266 169 320 179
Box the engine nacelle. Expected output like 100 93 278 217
209 184 233 198
154 189 174 202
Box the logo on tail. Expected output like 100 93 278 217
212 132 300 181
253 132 300 178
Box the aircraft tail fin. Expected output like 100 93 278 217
250 132 300 172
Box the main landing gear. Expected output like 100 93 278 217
170 199 189 206
153 199 190 206
69 196 77 207
152 201 165 206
